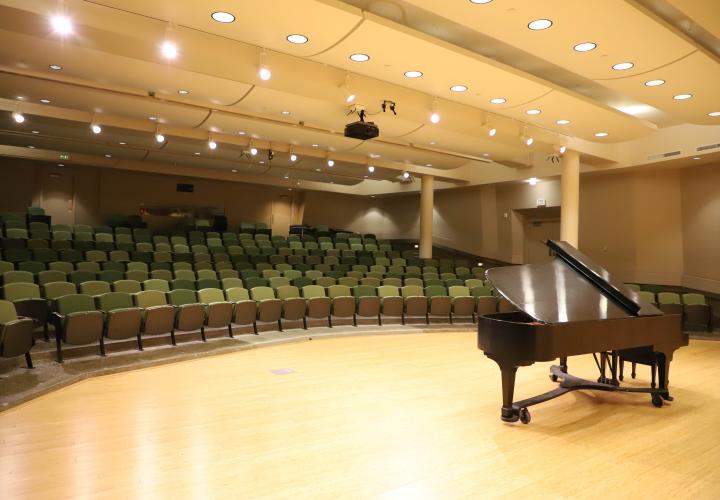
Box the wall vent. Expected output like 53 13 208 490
647 150 681 160
697 143 720 152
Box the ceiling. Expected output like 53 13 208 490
0 0 717 194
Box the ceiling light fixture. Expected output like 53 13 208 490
250 147 258 156
40 99 51 104
528 19 552 30
91 123 102 134
49 64 62 71
155 126 165 143
368 165 375 173
340 73 356 104
430 99 440 124
104 154 112 158
281 110 291 116
402 171 410 179
28 146 36 149
527 177 538 186
32 130 39 134
350 53 369 62
526 109 541 115
12 112 25 124
211 11 235 23
612 62 634 70
692 157 701 160
574 42 597 52
119 142 126 145
290 153 297 162
149 116 157 121
645 79 665 87
470 0 493 3
404 70 423 78
594 132 609 137
286 34 308 44
490 98 506 104
178 89 190 95
161 40 178 60
258 50 271 81
208 139 217 150
51 15 73 36
556 119 571 125
708 111 720 117
559 146 567 154
525 137 534 146
488 127 497 137
327 159 335 167
450 85 468 92
673 94 692 100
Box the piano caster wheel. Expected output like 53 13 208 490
550 374 558 382
519 408 531 425
651 394 663 408
662 393 674 402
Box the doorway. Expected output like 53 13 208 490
519 207 561 264
41 170 75 225
271 194 292 236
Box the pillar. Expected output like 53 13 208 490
560 150 580 246
420 175 434 258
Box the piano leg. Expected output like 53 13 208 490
657 352 673 401
500 365 519 422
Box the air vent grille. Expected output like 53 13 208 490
697 143 720 152
647 150 681 160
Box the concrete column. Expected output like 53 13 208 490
560 150 580 247
420 175 434 258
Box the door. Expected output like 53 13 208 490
524 219 560 264
42 171 75 225
271 194 292 236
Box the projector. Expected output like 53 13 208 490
344 120 379 140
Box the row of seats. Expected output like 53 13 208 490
626 285 713 331
1 283 508 364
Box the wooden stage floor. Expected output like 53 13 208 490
1 331 718 499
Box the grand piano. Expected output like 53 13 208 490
478 240 688 424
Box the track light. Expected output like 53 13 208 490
488 127 497 137
91 123 102 134
12 112 25 124
161 40 178 60
155 127 165 143
526 137 534 146
528 177 538 186
268 149 274 161
368 165 375 173
51 15 73 36
340 73 356 104
258 50 271 81
327 159 335 167
559 145 567 154
430 98 440 124
250 147 258 156
290 153 297 162
208 139 217 150
403 171 410 179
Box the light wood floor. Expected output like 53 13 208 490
1 332 719 499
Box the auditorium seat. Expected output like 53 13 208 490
134 290 176 345
657 292 683 316
402 285 428 323
52 294 105 362
302 285 332 327
328 285 355 325
2 282 49 340
426 286 451 323
638 291 657 304
449 286 475 323
250 286 283 331
168 289 207 342
682 293 712 331
224 287 257 334
377 285 403 324
0 300 35 368
353 285 381 325
276 286 308 329
42 281 77 301
96 292 144 351
197 288 234 338
2 271 34 285
142 278 170 293
314 276 335 287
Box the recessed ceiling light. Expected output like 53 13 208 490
482 153 490 157
91 124 102 134
430 111 440 124
312 144 319 147
528 19 552 30
161 41 178 60
259 161 265 164
31 130 39 134
281 110 291 115
525 137 534 146
315 168 321 172
488 128 497 136
469 0 493 3
16 96 25 100
526 109 541 115
40 99 51 104
368 165 375 173
58 163 64 167
27 145 36 149
104 154 112 158
119 142 126 145
178 89 190 95
645 79 665 87
404 70 423 78
155 133 165 143
194 152 201 155
450 85 468 92
425 163 432 167
208 140 217 150
594 132 609 137
556 119 571 125
238 131 246 135
350 53 369 62
211 12 235 23
527 177 538 186
49 64 62 71
290 153 298 162
692 157 701 160
708 111 720 117
612 62 634 70
286 34 308 44
149 116 157 121
673 94 692 100
284 175 289 179
51 15 73 36
327 159 335 167
489 98 506 104
574 42 597 52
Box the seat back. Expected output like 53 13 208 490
56 294 96 314
425 285 448 298
113 280 142 294
250 286 276 301
43 281 77 300
3 271 34 285
134 290 168 308
327 285 352 298
377 285 400 298
683 293 706 305
353 285 377 298
167 289 198 306
276 285 300 300
302 285 326 299
658 292 681 305
197 288 227 304
449 286 471 297
225 287 250 302
96 292 135 311
401 285 424 297
3 282 42 301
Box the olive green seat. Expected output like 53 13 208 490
143 279 170 293
37 270 67 286
327 285 356 324
338 277 359 288
52 294 105 362
2 282 49 340
244 277 269 290
18 261 45 274
171 279 196 291
449 286 475 323
134 290 176 345
96 292 143 350
224 287 257 334
197 288 234 337
69 270 96 286
353 285 380 325
377 285 403 323
314 277 336 288
76 261 101 273
382 278 402 288
269 277 291 289
2 271 34 285
302 285 331 327
218 269 239 280
625 283 641 292
48 261 74 274
42 281 77 301
222 278 244 290
401 285 427 322
80 281 111 296
425 286 451 323
250 286 282 331
657 292 683 316
682 293 712 331
404 278 423 287
0 261 15 274
167 289 207 342
276 286 308 328
113 280 142 294
637 291 657 304
125 270 149 282
0 300 35 368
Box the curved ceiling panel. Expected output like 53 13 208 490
405 0 697 80
0 130 148 160
602 51 720 125
665 0 720 40
349 140 465 170
310 13 551 109
88 0 363 57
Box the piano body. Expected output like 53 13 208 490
477 240 688 424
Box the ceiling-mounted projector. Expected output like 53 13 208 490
344 108 379 140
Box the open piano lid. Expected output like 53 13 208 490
485 240 663 324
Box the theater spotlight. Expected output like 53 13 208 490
12 112 25 124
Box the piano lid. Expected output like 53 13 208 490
485 240 663 324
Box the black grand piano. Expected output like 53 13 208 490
478 240 688 424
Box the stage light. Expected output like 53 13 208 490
91 124 102 134
368 165 375 173
51 15 73 36
290 153 297 162
161 41 178 60
12 112 25 124
250 147 258 156
208 140 217 150
258 50 271 81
